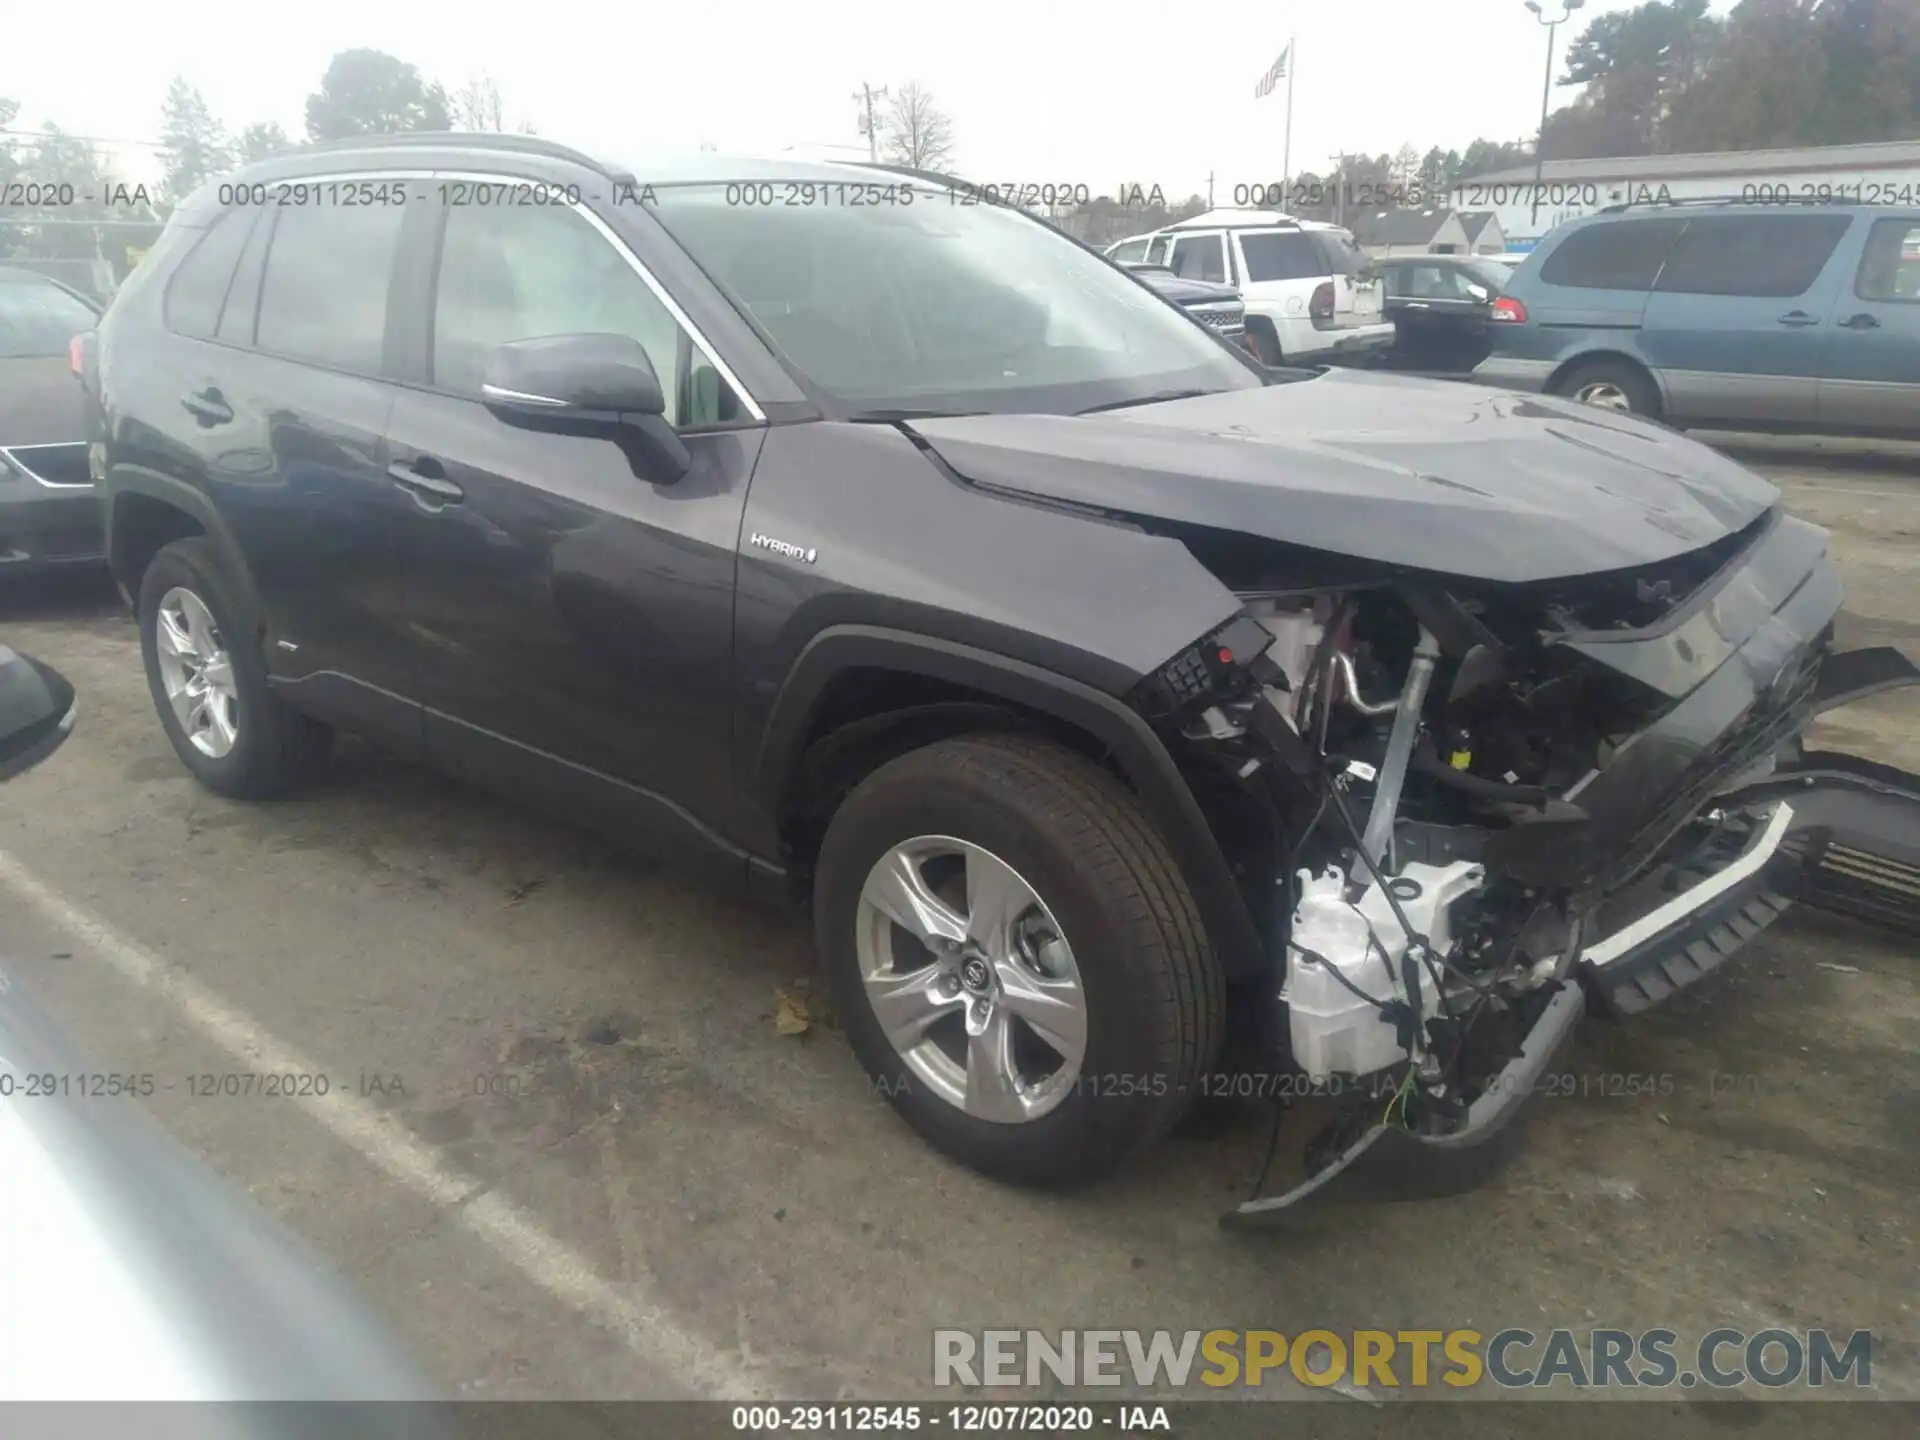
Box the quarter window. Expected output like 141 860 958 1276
255 200 406 372
1538 218 1684 291
1654 214 1851 298
432 201 736 426
1856 219 1920 303
162 208 255 341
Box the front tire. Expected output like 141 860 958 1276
814 734 1224 1185
138 536 332 798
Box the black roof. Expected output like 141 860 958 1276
1458 210 1500 242
1350 207 1457 246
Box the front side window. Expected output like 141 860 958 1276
0 274 98 357
1856 219 1920 302
431 201 737 426
1109 238 1149 264
1168 233 1227 283
255 200 406 372
1539 218 1684 291
1654 214 1851 298
648 183 1263 416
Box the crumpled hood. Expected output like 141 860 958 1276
908 369 1781 585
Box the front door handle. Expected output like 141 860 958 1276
387 459 464 505
1838 312 1882 331
182 387 233 424
1777 310 1819 328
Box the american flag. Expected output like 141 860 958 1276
1254 44 1291 99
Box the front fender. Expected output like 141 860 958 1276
755 625 1266 981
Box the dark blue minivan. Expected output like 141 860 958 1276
1473 202 1920 435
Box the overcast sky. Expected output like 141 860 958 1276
10 0 1732 193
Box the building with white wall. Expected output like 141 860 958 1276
1452 138 1920 250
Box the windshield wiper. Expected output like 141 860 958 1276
1072 388 1219 416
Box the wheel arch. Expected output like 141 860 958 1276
1241 312 1283 364
1546 349 1669 413
106 472 265 633
756 626 1266 980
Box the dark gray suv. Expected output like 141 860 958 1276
84 135 1920 1217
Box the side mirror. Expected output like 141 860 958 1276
0 648 77 784
481 334 691 484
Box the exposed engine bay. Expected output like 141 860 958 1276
1125 510 1920 1225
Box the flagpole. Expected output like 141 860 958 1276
1281 36 1295 205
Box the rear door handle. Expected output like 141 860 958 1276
1777 310 1819 328
1838 312 1882 331
182 387 233 424
387 459 464 505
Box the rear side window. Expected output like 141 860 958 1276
1655 214 1851 298
255 201 406 373
0 275 98 357
1168 233 1226 283
1854 218 1920 302
1239 230 1323 282
1538 218 1684 291
162 209 255 340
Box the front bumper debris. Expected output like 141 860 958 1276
1581 800 1798 1017
1226 628 1920 1224
1223 983 1586 1229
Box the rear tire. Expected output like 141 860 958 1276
1553 357 1661 418
138 537 332 799
814 733 1224 1185
1247 321 1284 366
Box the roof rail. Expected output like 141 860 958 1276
1594 193 1833 214
292 132 634 183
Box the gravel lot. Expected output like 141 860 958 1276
0 454 1914 1416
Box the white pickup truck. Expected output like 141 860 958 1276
1106 210 1391 366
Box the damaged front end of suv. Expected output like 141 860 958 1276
1145 510 1918 1224
912 378 1920 1222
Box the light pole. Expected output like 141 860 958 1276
854 84 889 163
1525 0 1583 232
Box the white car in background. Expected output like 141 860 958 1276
1106 210 1392 366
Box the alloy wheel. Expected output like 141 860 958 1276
154 585 240 758
1574 380 1633 411
854 835 1088 1124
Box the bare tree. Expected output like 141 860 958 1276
450 74 507 132
879 81 955 170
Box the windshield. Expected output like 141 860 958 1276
647 183 1263 416
0 276 98 358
